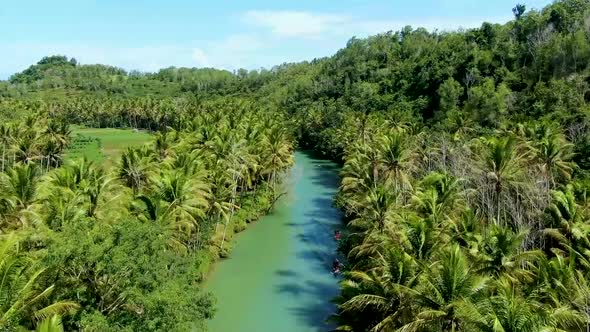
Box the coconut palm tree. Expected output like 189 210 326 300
402 212 443 261
366 185 398 231
79 165 115 218
38 187 84 231
35 315 64 332
152 170 210 221
336 246 419 332
535 133 575 188
207 169 237 253
151 169 211 250
40 120 71 169
50 158 119 219
451 208 483 249
13 131 40 165
0 163 40 228
458 277 586 332
42 121 71 154
399 245 489 332
153 132 171 159
544 187 590 255
0 234 78 329
476 136 530 225
377 131 415 196
261 126 294 194
412 173 464 227
0 123 13 172
340 145 380 215
475 225 542 282
117 147 153 196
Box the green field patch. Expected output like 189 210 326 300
65 127 151 167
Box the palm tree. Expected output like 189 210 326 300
13 131 40 165
153 170 210 221
340 145 379 215
38 187 84 231
216 139 248 251
133 194 168 224
35 315 64 332
49 158 90 191
336 246 419 331
207 169 237 253
39 140 59 172
118 147 153 196
42 121 71 153
377 131 415 196
40 121 71 170
535 134 575 188
399 245 489 332
0 123 13 172
51 158 117 218
153 131 171 160
458 277 586 332
451 208 483 249
80 164 114 218
476 136 529 225
412 172 464 227
402 212 442 261
358 185 396 232
544 187 590 255
0 234 78 329
151 170 210 250
261 126 294 196
0 163 40 228
475 225 542 282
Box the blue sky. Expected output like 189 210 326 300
1 0 552 78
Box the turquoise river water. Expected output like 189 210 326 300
205 151 342 332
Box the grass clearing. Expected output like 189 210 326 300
65 127 151 167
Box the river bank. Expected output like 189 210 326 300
205 151 343 332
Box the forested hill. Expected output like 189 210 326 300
4 0 590 331
3 0 590 156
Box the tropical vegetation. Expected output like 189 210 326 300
3 0 590 330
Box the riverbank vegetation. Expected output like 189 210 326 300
0 105 293 330
3 0 590 330
286 0 590 330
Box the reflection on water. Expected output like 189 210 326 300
205 151 342 332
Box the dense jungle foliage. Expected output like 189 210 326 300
0 107 293 330
4 0 590 330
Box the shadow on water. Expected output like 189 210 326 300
272 153 343 331
275 277 340 331
309 163 341 187
295 249 333 273
208 151 342 332
299 150 341 189
306 203 339 222
276 269 299 277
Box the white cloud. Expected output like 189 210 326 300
217 34 264 53
244 10 349 39
191 48 209 67
0 10 518 79
2 43 203 75
1 34 276 78
352 16 513 36
243 9 514 40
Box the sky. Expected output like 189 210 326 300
0 0 553 78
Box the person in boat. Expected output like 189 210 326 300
332 258 341 273
334 230 341 241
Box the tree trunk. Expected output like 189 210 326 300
220 173 238 251
1 143 5 172
496 181 501 225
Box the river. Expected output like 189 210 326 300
205 151 342 332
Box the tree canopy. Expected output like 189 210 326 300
3 0 590 330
